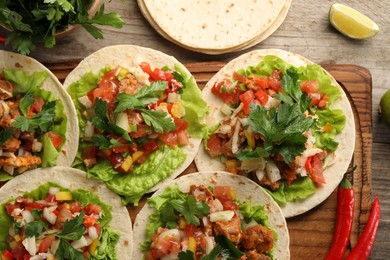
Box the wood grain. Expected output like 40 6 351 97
43 60 372 259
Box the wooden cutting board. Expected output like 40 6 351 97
46 61 372 259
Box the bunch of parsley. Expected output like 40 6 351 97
0 0 125 55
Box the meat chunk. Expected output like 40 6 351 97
241 224 274 253
212 214 243 245
0 155 41 168
0 80 13 100
240 250 271 260
189 185 214 202
1 137 21 152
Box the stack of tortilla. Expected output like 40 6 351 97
137 0 292 54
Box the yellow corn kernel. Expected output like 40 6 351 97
171 101 185 118
119 68 129 78
121 155 133 172
229 189 236 200
244 129 255 149
132 151 144 162
188 236 197 253
89 238 99 255
55 191 73 201
178 216 187 229
46 255 56 260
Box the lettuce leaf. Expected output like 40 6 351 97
90 226 120 260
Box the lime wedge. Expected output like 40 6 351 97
329 3 379 39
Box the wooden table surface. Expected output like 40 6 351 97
1 0 389 259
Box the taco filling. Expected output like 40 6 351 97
0 182 119 259
204 55 346 205
141 184 276 260
0 69 66 179
67 61 207 205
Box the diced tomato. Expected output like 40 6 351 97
185 224 199 237
220 198 239 210
26 97 45 118
255 88 269 105
5 203 21 215
143 139 159 154
283 168 298 185
254 76 269 89
150 238 171 258
108 153 124 169
84 204 102 215
23 202 45 211
207 134 222 158
87 70 119 104
1 249 13 260
232 71 247 83
300 80 320 93
176 130 189 146
69 201 82 213
173 117 188 132
317 95 329 109
38 236 55 253
268 80 281 92
47 132 63 149
83 215 98 228
83 146 98 167
307 92 322 106
211 80 243 104
158 132 177 148
139 62 174 83
145 251 157 260
45 194 57 203
269 69 282 82
213 186 235 200
10 245 29 260
130 124 150 138
239 90 255 114
139 62 153 75
305 154 326 185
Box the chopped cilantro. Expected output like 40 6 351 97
12 101 56 132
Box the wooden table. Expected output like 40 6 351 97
1 0 389 259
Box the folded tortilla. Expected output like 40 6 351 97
0 166 133 259
195 49 355 218
133 171 290 259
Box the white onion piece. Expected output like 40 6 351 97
48 187 60 195
230 103 243 118
84 121 94 139
3 165 14 175
204 235 215 254
21 210 34 223
210 210 235 222
215 124 231 135
266 160 281 183
78 95 93 109
32 139 43 153
241 158 266 172
256 168 265 181
231 121 241 154
161 253 179 260
303 148 323 158
159 229 181 242
238 117 248 127
88 226 99 240
264 96 281 110
0 100 10 115
71 236 88 249
50 239 61 254
221 103 233 116
43 207 57 225
22 236 37 255
167 92 180 103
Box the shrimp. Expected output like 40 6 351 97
212 214 243 245
241 224 274 253
0 155 41 168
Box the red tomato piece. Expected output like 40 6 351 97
232 71 247 83
5 203 21 216
84 204 102 215
69 201 82 213
305 154 326 185
1 249 13 260
173 117 188 132
239 90 255 114
47 132 63 149
83 215 98 228
143 139 159 154
27 97 45 118
38 236 55 253
213 186 235 200
255 88 269 105
220 199 239 211
45 194 57 203
255 76 269 89
150 238 171 258
176 130 189 146
158 132 177 148
207 134 222 158
300 80 320 93
130 124 150 138
268 80 281 92
185 224 200 237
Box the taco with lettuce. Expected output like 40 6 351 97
63 45 208 205
133 171 289 259
195 49 355 218
0 50 78 183
0 166 133 259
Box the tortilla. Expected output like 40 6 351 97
195 49 355 218
0 50 79 172
137 0 292 54
138 0 287 52
0 166 133 259
63 45 207 204
133 171 290 259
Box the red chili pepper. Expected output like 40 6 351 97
346 195 380 260
0 34 6 44
325 175 354 260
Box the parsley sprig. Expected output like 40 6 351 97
12 101 57 132
0 0 125 55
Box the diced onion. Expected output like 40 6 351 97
21 210 34 223
2 152 16 158
161 253 179 260
256 168 265 181
231 121 241 154
22 236 37 255
230 103 243 118
0 100 10 116
241 158 266 172
88 226 99 240
204 236 215 254
3 165 14 175
48 187 60 195
78 95 93 109
84 121 94 139
303 148 323 158
238 117 248 127
50 239 61 254
215 124 231 135
71 236 88 249
116 112 130 132
43 207 57 225
167 92 180 103
159 229 181 242
221 103 233 116
209 198 223 213
264 96 281 110
209 210 235 222
32 139 43 153
266 160 281 183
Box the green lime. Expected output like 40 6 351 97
379 89 390 127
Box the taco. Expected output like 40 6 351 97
63 45 208 205
133 171 289 259
0 166 133 259
0 50 78 183
195 49 355 218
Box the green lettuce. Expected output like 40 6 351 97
41 133 59 167
0 182 118 258
266 177 317 206
2 68 67 167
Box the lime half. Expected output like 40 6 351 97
329 3 379 39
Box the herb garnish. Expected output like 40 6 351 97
12 101 57 132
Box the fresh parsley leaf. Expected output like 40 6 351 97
86 4 124 29
91 98 132 143
160 203 179 229
91 135 124 150
56 212 86 240
25 218 48 238
178 250 195 260
140 109 176 133
236 146 270 160
55 239 85 260
215 235 244 259
248 103 315 163
0 128 14 147
12 101 56 132
168 196 209 226
276 67 312 112
115 81 168 113
201 244 223 260
19 92 35 116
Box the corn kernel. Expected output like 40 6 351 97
132 151 144 162
121 155 133 172
55 191 73 201
188 236 197 253
178 217 187 229
171 101 185 118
